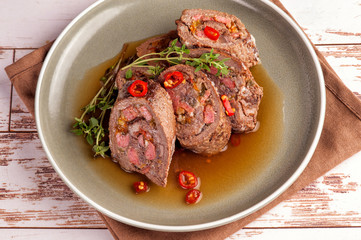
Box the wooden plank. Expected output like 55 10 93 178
1 131 361 229
10 50 37 131
282 0 361 44
229 227 361 240
245 151 361 228
0 50 13 131
317 45 361 96
0 0 360 48
0 133 104 228
0 0 97 48
1 227 361 240
0 229 112 240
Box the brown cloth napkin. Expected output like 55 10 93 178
5 0 361 239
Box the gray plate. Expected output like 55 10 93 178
35 0 325 232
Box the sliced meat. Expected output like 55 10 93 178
116 133 130 148
136 30 179 57
176 9 260 68
186 48 263 133
158 64 231 155
109 80 176 187
204 104 215 124
139 105 153 121
122 106 139 121
145 142 156 160
127 147 140 165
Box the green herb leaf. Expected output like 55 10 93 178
71 129 84 136
86 134 94 145
125 68 132 79
93 142 110 158
100 76 107 83
171 39 178 46
221 67 229 76
203 64 210 72
195 65 202 72
89 117 98 129
147 65 164 77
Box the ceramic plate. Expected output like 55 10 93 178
36 0 325 232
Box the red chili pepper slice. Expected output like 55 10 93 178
185 189 202 204
178 171 198 189
230 134 241 147
204 26 220 41
221 95 235 116
128 80 148 97
164 71 184 89
133 181 149 194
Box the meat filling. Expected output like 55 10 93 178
115 104 158 173
165 71 216 137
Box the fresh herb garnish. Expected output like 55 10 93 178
185 48 230 76
147 65 164 77
72 56 122 158
125 68 133 79
121 39 229 76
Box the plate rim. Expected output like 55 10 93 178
35 0 326 232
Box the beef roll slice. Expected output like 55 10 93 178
188 49 263 133
176 9 260 68
109 77 176 187
158 64 231 155
136 31 181 70
136 30 179 57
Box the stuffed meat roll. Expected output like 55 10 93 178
176 9 260 68
187 48 263 133
109 74 176 187
158 64 231 155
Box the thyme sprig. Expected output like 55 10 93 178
72 56 122 158
122 39 229 77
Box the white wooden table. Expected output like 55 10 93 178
1 0 361 239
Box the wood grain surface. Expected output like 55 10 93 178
1 0 361 239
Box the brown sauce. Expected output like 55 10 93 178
73 38 284 207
